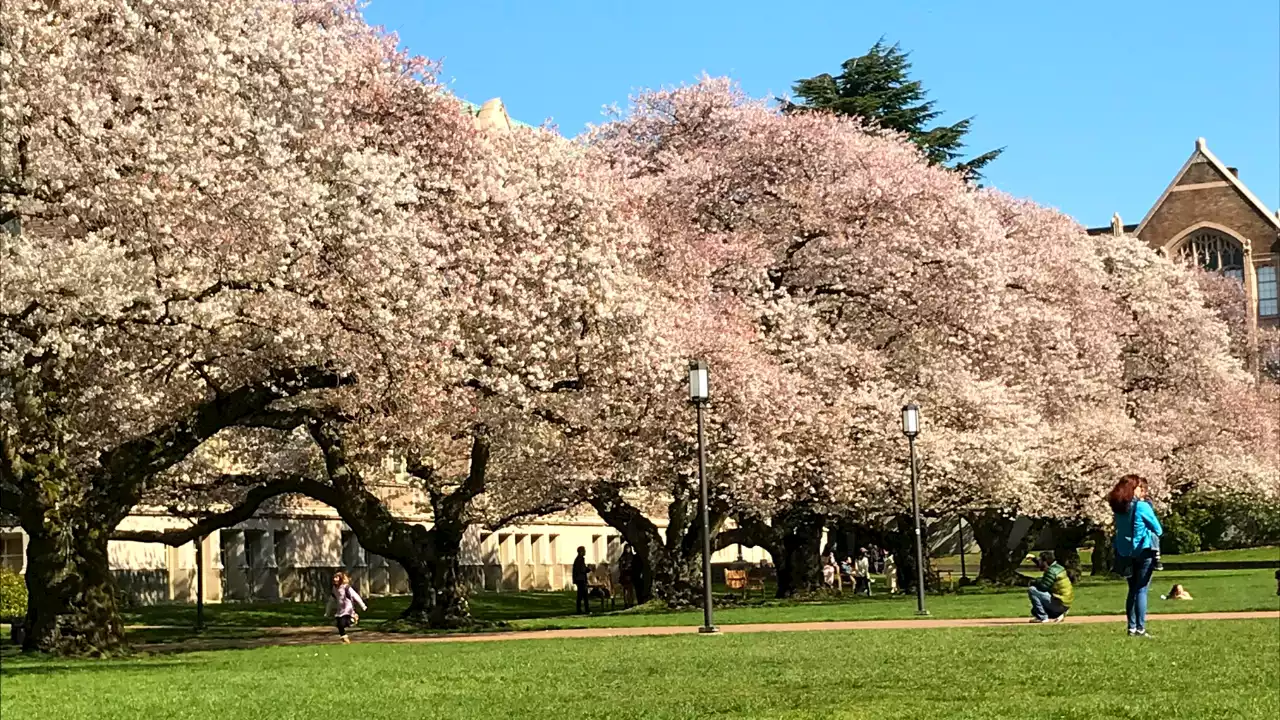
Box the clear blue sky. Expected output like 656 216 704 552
363 0 1279 227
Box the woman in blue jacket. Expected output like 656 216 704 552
1107 475 1164 637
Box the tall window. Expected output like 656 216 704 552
1178 230 1245 282
0 533 23 572
1259 264 1278 318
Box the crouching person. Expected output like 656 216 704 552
1028 552 1072 623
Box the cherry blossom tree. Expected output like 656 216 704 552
0 0 447 654
586 79 1074 594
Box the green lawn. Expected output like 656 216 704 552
3 620 1276 719
115 568 1279 643
934 545 1280 571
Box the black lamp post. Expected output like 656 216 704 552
195 535 206 632
902 403 929 616
689 360 718 634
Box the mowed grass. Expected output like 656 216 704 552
934 544 1280 571
118 568 1280 640
2 620 1277 719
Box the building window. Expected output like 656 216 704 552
0 533 23 572
273 530 290 569
1259 265 1278 317
1177 230 1245 281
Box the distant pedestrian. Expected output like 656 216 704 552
619 546 637 608
573 546 591 614
822 552 839 589
1107 475 1163 637
327 571 367 644
883 553 898 594
854 549 871 596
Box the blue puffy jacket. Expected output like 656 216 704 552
1113 500 1163 557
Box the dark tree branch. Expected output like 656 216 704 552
99 365 355 509
111 475 309 546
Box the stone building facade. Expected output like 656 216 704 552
1088 138 1280 330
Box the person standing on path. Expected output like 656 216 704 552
853 549 872 596
327 571 367 644
573 546 591 614
1107 475 1163 637
618 546 637 608
1027 551 1073 623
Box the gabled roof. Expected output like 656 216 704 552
462 97 535 132
1134 137 1280 237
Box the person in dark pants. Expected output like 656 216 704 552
573 546 590 614
1107 474 1163 638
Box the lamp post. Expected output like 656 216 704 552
901 403 929 616
689 360 718 634
195 535 206 632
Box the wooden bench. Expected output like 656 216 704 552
588 564 616 611
725 568 768 600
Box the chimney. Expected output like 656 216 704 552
1227 167 1239 178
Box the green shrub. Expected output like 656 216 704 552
1160 513 1202 555
0 566 27 620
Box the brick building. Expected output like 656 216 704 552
1088 138 1280 329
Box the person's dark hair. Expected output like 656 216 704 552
1038 551 1055 566
576 546 586 555
1106 474 1147 514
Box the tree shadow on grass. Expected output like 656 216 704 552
0 651 202 677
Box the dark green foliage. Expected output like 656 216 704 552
1164 493 1280 553
1161 514 1204 555
783 39 1003 182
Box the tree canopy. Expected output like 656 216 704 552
782 40 1004 182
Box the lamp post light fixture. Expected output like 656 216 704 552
688 360 718 634
901 403 929 616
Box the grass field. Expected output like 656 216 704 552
2 619 1276 719
116 568 1279 641
934 545 1280 571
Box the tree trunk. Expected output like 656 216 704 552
1091 529 1115 577
427 524 470 628
588 484 715 608
1048 522 1090 582
773 512 824 598
399 560 433 623
968 511 1038 585
881 516 925 592
22 520 126 656
647 543 702 607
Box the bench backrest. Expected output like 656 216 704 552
724 569 748 590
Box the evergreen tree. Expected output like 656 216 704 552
783 39 1003 182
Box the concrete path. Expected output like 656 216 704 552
135 610 1279 653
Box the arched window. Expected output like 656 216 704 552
1177 230 1245 282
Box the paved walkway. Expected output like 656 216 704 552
135 610 1279 653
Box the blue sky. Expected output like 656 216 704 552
363 0 1279 227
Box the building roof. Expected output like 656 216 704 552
1133 137 1280 237
1086 223 1138 237
462 97 535 132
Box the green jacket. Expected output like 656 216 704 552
1032 562 1074 607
